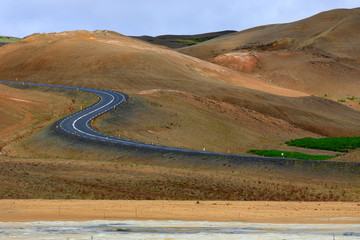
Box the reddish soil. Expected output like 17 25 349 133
213 52 262 73
0 85 71 151
0 84 97 156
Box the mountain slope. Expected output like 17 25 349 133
0 30 297 96
0 35 21 47
0 30 360 156
132 30 236 49
178 8 360 99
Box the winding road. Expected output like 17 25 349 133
0 81 241 156
1 80 360 172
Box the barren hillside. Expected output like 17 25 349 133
0 84 96 154
0 30 360 156
178 8 360 100
0 30 303 97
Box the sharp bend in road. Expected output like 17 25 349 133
1 80 236 157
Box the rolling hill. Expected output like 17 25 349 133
178 8 360 100
1 10 360 201
0 29 359 156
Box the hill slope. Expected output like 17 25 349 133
132 30 236 49
0 35 21 47
0 30 291 95
1 30 360 156
178 8 360 100
0 84 96 153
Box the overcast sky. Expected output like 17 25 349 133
1 0 359 38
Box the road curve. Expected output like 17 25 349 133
0 80 237 156
1 80 359 169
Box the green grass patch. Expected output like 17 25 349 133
248 149 336 160
347 96 357 100
286 137 360 152
337 99 346 103
0 35 21 43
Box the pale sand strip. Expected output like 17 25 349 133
1 200 360 224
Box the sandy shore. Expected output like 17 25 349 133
1 200 360 224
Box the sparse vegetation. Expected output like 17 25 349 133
0 156 358 201
347 96 357 100
286 137 360 152
248 149 336 160
149 101 162 107
337 96 358 102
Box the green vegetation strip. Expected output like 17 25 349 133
248 150 336 160
286 137 360 152
0 36 21 43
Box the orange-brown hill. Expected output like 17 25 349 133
0 29 359 149
0 30 304 97
178 8 360 100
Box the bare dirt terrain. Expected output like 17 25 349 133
0 84 97 156
0 30 305 98
0 8 359 214
0 85 74 150
178 8 360 101
0 29 359 158
1 200 360 224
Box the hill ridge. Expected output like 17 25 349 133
177 7 360 99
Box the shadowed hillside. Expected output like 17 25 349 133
132 30 236 49
178 8 360 100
